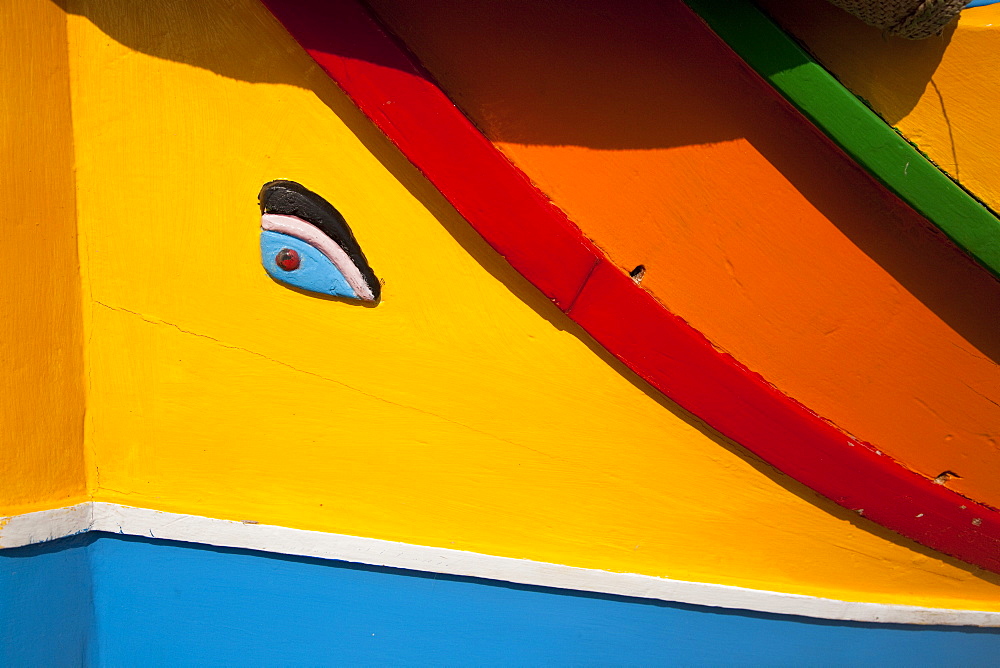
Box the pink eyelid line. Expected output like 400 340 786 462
261 213 376 301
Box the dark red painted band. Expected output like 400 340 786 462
260 0 1000 573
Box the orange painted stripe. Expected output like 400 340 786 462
366 0 1000 509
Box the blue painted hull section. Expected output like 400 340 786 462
3 533 1000 666
260 229 358 299
0 536 94 667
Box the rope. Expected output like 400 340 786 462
825 0 971 38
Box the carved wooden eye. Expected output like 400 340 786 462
275 248 300 271
258 180 380 302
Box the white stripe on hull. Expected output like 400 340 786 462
2 502 998 627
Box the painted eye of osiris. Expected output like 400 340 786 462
258 180 381 303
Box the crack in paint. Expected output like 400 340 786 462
929 79 960 181
99 487 141 496
962 382 1000 411
949 341 991 363
92 300 685 508
91 301 579 467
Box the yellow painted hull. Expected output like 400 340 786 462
2 0 1000 619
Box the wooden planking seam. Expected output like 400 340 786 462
1 502 999 627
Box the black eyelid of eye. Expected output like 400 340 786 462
259 180 380 300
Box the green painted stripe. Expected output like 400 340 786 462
684 0 1000 279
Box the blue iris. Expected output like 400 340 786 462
260 230 358 299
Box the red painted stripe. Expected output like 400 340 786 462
570 260 1000 561
260 0 1000 573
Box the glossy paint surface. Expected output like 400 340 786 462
5 534 1000 666
0 0 971 610
0 0 87 515
368 0 1000 509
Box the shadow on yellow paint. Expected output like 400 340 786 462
758 0 1000 215
55 0 1000 369
0 0 87 515
759 0 955 123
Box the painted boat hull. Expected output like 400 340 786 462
2 0 1000 663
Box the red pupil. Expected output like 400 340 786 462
276 248 300 271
